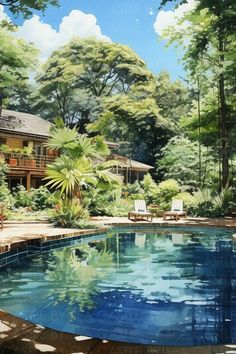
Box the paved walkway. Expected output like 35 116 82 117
0 221 105 250
1 216 236 248
91 215 236 229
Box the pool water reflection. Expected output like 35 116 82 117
0 227 235 346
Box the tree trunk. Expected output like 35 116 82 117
218 29 229 189
0 93 3 117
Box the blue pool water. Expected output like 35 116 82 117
0 227 236 346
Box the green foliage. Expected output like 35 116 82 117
8 208 49 221
35 39 152 126
13 185 34 208
34 38 178 169
45 126 121 203
31 186 55 210
0 156 8 184
122 181 144 197
155 179 180 210
159 136 217 190
10 185 55 210
84 186 132 217
159 0 236 188
155 71 193 128
102 198 132 217
190 187 234 217
140 173 158 203
0 156 14 208
174 192 194 209
50 198 89 228
212 187 234 217
1 0 59 19
0 26 38 110
0 184 14 208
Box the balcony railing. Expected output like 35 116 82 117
2 153 56 170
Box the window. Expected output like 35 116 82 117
0 137 6 145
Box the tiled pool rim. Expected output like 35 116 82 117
0 220 236 353
0 228 108 268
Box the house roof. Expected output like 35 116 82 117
111 154 154 171
0 109 52 138
0 110 120 149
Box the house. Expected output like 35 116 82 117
0 109 153 190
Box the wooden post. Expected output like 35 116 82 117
26 172 31 191
126 168 128 184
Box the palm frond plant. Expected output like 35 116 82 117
45 126 122 227
46 126 78 152
45 155 97 200
190 189 213 217
51 198 89 228
212 187 234 217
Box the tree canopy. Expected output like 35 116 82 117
0 25 38 114
33 39 191 171
0 0 59 18
34 39 153 125
160 0 236 189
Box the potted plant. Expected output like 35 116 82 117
8 156 18 166
24 143 36 168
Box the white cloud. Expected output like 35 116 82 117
154 0 197 36
0 4 10 22
15 9 111 62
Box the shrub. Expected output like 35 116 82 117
0 184 15 209
102 198 133 217
123 181 144 196
190 189 213 217
31 186 55 210
189 187 233 217
174 192 194 210
154 179 180 209
13 185 34 208
159 136 217 191
0 156 14 208
140 173 158 203
212 187 234 217
50 198 89 228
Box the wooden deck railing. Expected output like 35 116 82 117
3 153 56 170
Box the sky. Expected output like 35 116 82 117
1 0 197 80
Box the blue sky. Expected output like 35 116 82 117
43 0 184 78
4 0 191 80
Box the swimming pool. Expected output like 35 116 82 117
0 227 235 346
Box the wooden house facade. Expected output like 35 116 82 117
0 109 153 190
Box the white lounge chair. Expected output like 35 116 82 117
163 200 187 221
128 200 153 222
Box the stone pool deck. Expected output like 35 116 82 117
0 216 236 353
1 216 236 248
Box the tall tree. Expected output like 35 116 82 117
34 39 188 171
0 0 59 18
159 136 218 191
159 0 236 188
0 25 38 114
154 71 194 128
35 39 153 127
